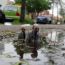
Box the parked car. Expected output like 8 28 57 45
36 16 52 24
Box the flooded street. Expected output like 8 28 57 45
0 29 65 65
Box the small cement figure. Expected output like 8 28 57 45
26 25 40 58
15 27 26 60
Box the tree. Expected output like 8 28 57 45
26 0 51 18
15 0 21 4
15 0 26 23
26 0 50 12
15 0 51 22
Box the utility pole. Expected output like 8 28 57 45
20 0 26 23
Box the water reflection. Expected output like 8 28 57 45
0 29 65 65
0 42 4 55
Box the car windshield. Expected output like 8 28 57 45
37 16 51 20
37 16 46 19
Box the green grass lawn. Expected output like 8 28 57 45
6 16 20 24
3 10 33 25
3 10 20 24
6 16 33 25
4 11 16 16
0 5 34 24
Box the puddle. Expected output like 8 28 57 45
0 29 65 65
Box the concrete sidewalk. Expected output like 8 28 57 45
0 25 65 31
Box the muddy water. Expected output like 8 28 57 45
0 30 65 65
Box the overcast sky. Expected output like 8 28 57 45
10 0 14 1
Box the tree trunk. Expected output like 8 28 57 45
31 12 38 24
20 0 26 23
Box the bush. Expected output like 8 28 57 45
12 17 33 24
24 18 34 24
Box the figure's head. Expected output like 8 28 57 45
32 24 39 32
21 25 26 32
21 27 25 32
34 27 39 32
